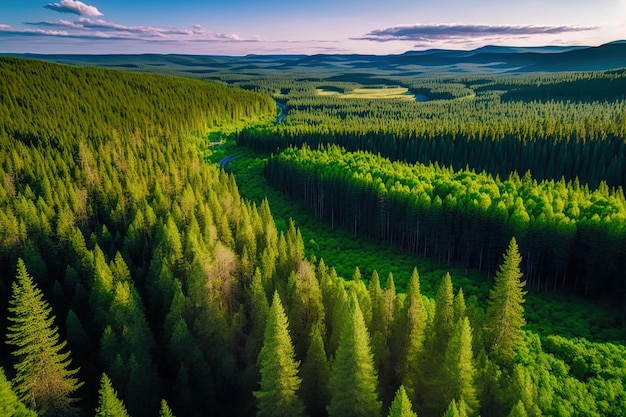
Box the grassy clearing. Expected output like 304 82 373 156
316 86 416 100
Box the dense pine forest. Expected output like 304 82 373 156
0 56 625 417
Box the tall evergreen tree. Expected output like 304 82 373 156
95 374 130 417
400 270 427 404
327 295 381 417
254 292 304 417
485 237 527 364
434 273 455 352
443 317 478 416
387 386 417 417
0 367 36 417
299 323 330 417
6 259 82 417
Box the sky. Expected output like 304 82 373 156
0 0 625 55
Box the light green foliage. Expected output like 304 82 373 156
0 367 36 417
95 374 130 417
507 401 528 417
387 386 418 417
485 238 527 365
265 144 626 297
434 273 455 352
6 259 82 417
442 399 468 417
328 295 381 417
443 317 478 416
159 400 175 417
400 270 427 403
254 292 304 417
453 289 466 324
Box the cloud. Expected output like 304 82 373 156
356 24 597 43
11 19 252 42
44 0 103 17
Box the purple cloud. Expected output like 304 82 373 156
44 0 103 17
356 24 597 42
9 19 250 42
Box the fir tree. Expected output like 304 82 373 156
95 374 130 417
485 237 527 364
254 292 304 417
6 259 82 417
387 386 417 417
327 295 381 417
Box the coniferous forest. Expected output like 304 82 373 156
0 55 625 417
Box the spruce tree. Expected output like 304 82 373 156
434 273 455 352
327 295 381 417
0 367 36 417
254 292 304 417
400 271 427 405
6 259 82 417
387 386 417 417
443 317 478 416
299 323 330 417
485 237 527 364
95 374 130 417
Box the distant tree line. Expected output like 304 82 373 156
237 69 626 188
265 145 626 298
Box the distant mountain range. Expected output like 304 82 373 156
6 40 626 75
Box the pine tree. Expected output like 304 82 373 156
159 400 175 417
434 273 455 352
443 317 478 416
95 374 130 417
327 295 381 417
6 259 82 417
254 292 304 417
299 323 330 417
400 270 427 405
0 367 36 417
387 386 417 417
485 237 527 364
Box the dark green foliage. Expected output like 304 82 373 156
265 145 626 298
299 323 330 417
1 55 625 417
